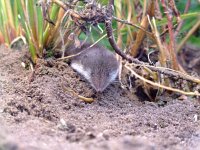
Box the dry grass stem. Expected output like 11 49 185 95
62 84 94 103
125 63 200 96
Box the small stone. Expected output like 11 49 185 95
58 120 76 133
194 114 198 122
0 109 4 113
97 130 110 140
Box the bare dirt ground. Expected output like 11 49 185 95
0 45 200 150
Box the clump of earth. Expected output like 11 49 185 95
0 45 200 150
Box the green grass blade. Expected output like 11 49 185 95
0 0 10 43
35 0 44 54
16 0 38 63
43 4 61 46
12 0 20 35
27 0 37 41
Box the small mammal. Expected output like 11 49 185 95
65 42 119 92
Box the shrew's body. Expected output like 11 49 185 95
65 42 119 92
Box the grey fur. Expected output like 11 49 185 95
65 43 119 92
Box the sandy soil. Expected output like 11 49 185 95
0 45 200 150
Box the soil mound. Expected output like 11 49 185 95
0 46 200 150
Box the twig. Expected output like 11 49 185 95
62 84 94 103
106 0 200 85
174 0 191 37
161 0 179 70
105 0 142 63
58 33 108 61
169 0 181 22
133 63 200 84
129 0 155 57
47 0 200 90
148 16 168 67
112 16 153 38
125 63 200 96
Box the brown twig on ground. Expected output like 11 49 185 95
125 63 200 96
134 64 200 84
62 84 94 103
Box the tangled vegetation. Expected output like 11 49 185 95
0 0 200 100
